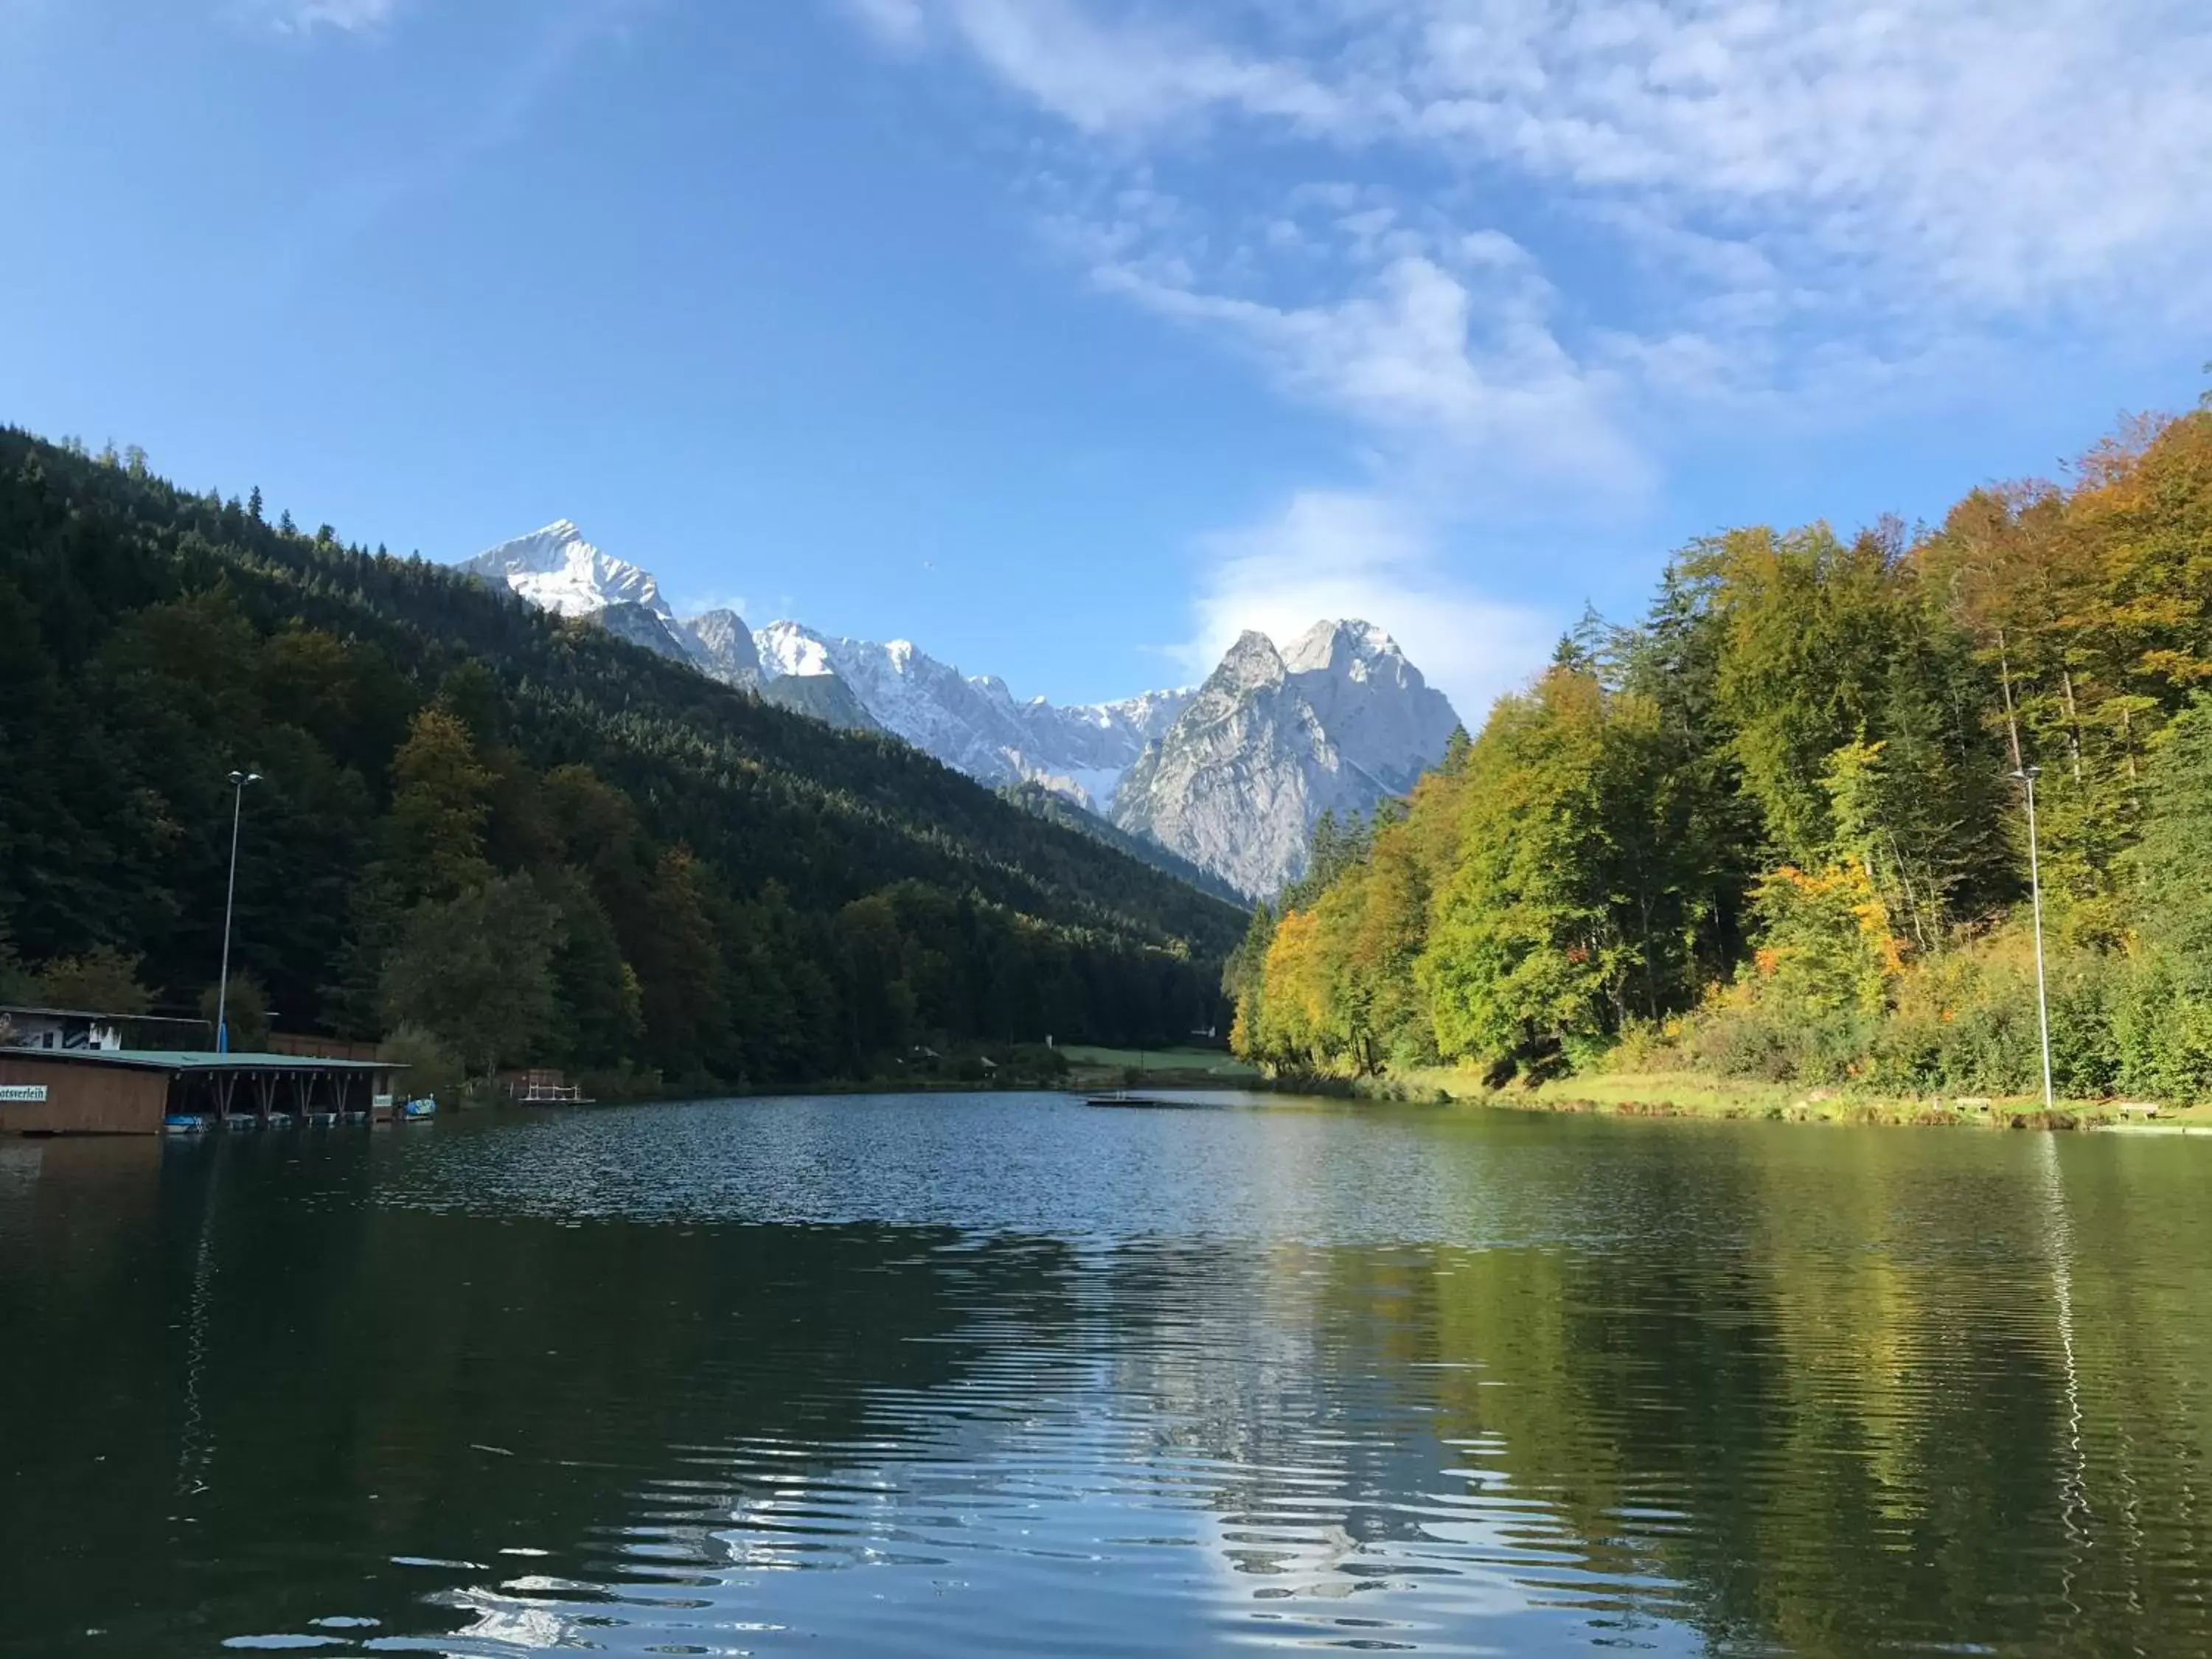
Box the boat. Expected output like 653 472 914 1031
400 1097 439 1122
163 1114 211 1136
1085 1092 1186 1109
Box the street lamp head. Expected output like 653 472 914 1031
229 769 264 787
2007 765 2042 782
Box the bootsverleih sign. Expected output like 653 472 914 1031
0 1085 50 1103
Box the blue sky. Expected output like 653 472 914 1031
4 0 2208 719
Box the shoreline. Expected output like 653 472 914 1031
1352 1068 2212 1133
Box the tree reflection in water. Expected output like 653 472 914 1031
1 1099 2207 1658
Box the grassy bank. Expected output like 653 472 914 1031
1057 1046 1259 1089
1370 1066 2212 1132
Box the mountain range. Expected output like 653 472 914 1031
459 521 1461 897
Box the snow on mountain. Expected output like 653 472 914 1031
460 521 671 619
751 622 1186 807
1113 622 1461 898
754 619 844 681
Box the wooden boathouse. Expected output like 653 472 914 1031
0 1049 406 1136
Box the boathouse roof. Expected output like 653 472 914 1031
3 1048 403 1074
0 1004 205 1021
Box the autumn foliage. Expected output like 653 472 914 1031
1231 398 2212 1099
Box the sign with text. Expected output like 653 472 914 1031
0 1085 50 1103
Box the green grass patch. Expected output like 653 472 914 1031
1059 1046 1258 1077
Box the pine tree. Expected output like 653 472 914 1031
383 709 493 905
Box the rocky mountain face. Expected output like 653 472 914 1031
1281 619 1461 795
459 524 1458 898
685 608 762 687
1112 622 1461 898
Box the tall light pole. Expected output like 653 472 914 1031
2010 764 2054 1111
215 769 262 1054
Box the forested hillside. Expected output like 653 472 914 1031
998 781 1251 910
0 430 1244 1090
1231 399 2212 1102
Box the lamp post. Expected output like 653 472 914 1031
2009 764 2054 1111
215 769 262 1054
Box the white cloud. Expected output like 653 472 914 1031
932 0 1354 134
1191 490 1551 723
841 0 925 49
1388 0 2212 318
1097 246 1643 493
246 0 401 32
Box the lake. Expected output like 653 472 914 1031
3 1094 2208 1656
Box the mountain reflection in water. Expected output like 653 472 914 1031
2 1096 2208 1657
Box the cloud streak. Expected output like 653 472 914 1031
883 0 1357 133
244 0 402 32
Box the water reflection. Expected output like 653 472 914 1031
2 1098 2208 1657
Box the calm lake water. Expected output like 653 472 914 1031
4 1095 2209 1658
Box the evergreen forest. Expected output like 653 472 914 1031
0 430 1245 1092
1229 397 2212 1103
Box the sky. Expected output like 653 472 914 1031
3 0 2208 720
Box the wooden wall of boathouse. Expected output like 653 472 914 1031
1 1053 403 1135
0 1053 170 1135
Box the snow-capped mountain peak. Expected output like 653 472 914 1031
460 520 672 619
756 619 840 678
